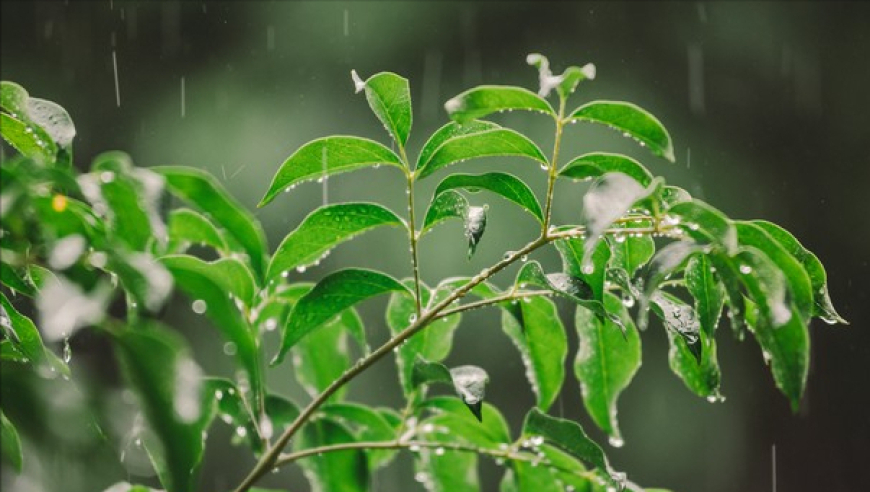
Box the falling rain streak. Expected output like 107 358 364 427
687 43 705 115
771 444 777 492
180 76 186 118
343 9 350 37
112 50 120 107
266 25 275 51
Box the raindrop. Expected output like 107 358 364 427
266 25 275 51
408 313 417 323
342 9 350 37
296 265 307 273
223 342 237 356
739 264 753 275
530 435 544 447
581 263 594 275
409 444 421 453
608 436 624 448
281 270 290 278
414 471 429 483
622 296 635 308
539 162 548 171
264 318 278 331
235 426 247 438
435 447 445 456
614 234 626 243
520 254 528 262
192 299 207 314
259 415 274 440
63 337 72 363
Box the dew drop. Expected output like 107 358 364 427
235 426 247 438
223 342 237 356
581 263 594 275
296 265 307 273
435 447 445 456
192 299 207 314
63 337 72 363
264 318 278 331
608 436 624 448
739 264 753 275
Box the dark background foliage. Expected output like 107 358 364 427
1 1 868 491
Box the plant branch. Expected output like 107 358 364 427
542 96 567 234
433 290 552 319
273 439 597 480
404 155 423 318
231 236 548 492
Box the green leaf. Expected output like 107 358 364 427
0 291 48 366
161 255 256 308
666 199 737 254
411 356 454 388
567 101 674 162
387 283 462 395
735 222 813 322
526 53 598 99
416 127 548 180
637 241 705 329
559 152 653 187
267 202 404 283
321 402 397 469
554 234 611 301
753 220 847 324
581 173 658 269
105 251 174 312
296 417 369 492
160 255 262 415
608 231 655 278
574 294 641 444
522 408 609 473
501 295 567 411
422 189 469 234
420 396 512 447
666 325 722 400
21 96 76 150
0 112 58 165
260 136 403 207
444 85 556 123
275 269 410 364
114 323 208 492
465 205 488 259
649 292 702 362
166 208 230 255
352 71 413 147
659 185 692 208
292 307 365 401
729 248 809 410
417 120 499 170
155 166 269 281
101 483 162 492
685 255 725 336
433 172 544 223
1 410 22 472
1 262 36 297
418 447 480 492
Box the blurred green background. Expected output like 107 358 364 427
1 1 868 491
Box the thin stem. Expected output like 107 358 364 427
403 151 423 317
542 96 567 234
433 291 552 320
273 439 597 480
231 237 547 492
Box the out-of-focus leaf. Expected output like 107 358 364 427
35 275 110 344
422 189 469 234
574 294 641 444
1 292 48 366
522 408 609 473
321 402 397 468
443 85 555 123
581 173 658 270
0 112 57 165
753 220 847 323
160 256 262 416
1 81 74 165
292 308 365 401
352 71 412 147
155 166 269 281
1 410 22 472
434 172 544 223
388 283 462 395
161 255 256 309
411 356 453 388
559 153 653 187
567 101 674 162
259 136 403 207
666 200 737 254
526 53 597 99
1 263 35 297
106 251 174 312
416 127 548 180
268 202 403 283
114 323 208 492
166 208 230 255
296 417 368 492
101 483 162 492
501 294 566 411
667 324 721 400
685 255 724 336
275 269 409 364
